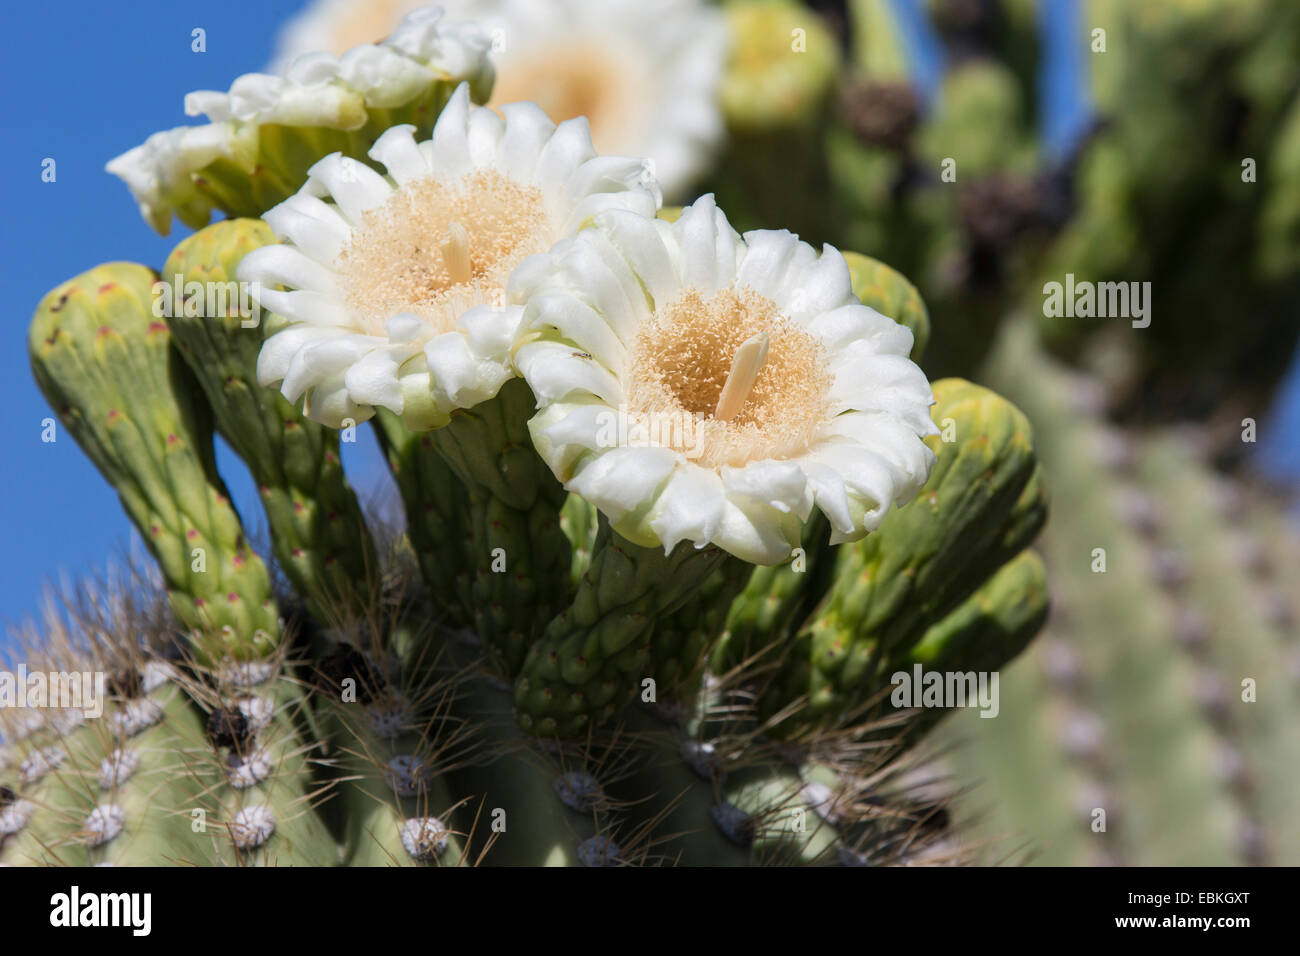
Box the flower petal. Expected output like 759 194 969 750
647 464 726 553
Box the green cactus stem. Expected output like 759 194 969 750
370 409 474 629
29 263 280 664
162 219 379 626
942 320 1252 865
0 661 210 866
513 514 729 738
425 378 572 679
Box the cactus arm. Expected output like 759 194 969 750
606 710 754 867
84 677 214 866
717 763 842 866
1137 436 1300 864
188 671 339 867
0 664 214 867
947 320 1245 865
322 707 468 867
28 264 280 664
938 650 1098 865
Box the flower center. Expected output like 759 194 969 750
627 287 832 468
489 37 652 157
336 169 550 336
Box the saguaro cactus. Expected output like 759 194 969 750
7 0 1067 868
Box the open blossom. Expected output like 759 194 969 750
107 7 494 234
237 83 661 429
271 0 729 200
511 195 938 565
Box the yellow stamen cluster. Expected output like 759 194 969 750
627 286 832 468
337 169 550 335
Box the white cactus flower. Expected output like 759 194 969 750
271 0 730 200
511 195 938 565
107 6 495 234
238 82 661 429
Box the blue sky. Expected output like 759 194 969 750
1 0 1297 650
0 0 398 653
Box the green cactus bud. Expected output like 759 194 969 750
894 548 1049 744
761 377 1044 729
560 494 600 592
107 13 495 234
29 264 280 664
162 219 379 625
720 0 841 133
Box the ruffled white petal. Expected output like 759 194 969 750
497 102 557 181
514 340 624 407
261 194 354 264
425 83 477 179
305 155 394 224
368 124 430 185
236 245 338 295
566 445 678 523
110 6 494 234
594 209 680 308
344 346 411 412
532 118 599 193
258 325 340 388
671 193 742 294
525 293 627 370
647 465 726 554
